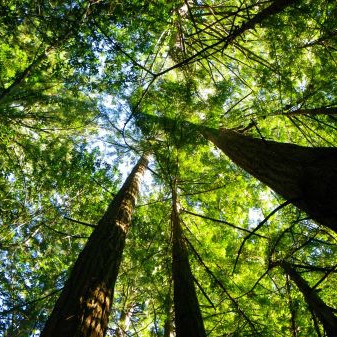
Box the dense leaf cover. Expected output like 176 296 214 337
1 0 337 336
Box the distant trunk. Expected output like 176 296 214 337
171 181 206 337
41 155 148 337
202 128 337 233
163 282 173 337
280 261 337 337
115 305 134 337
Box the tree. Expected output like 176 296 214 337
137 112 337 232
277 261 337 337
171 178 206 337
40 155 148 337
202 127 337 232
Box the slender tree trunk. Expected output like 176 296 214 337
41 155 149 337
171 180 206 337
202 127 337 233
280 261 337 337
163 282 173 337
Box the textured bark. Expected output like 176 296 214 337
171 182 206 337
280 261 337 337
41 155 148 337
202 128 337 233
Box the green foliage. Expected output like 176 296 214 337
1 0 337 336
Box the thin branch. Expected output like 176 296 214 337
0 288 62 316
185 236 260 335
193 275 216 310
182 208 267 238
63 216 96 228
312 264 337 290
233 199 293 273
155 0 296 77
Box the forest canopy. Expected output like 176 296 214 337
1 0 337 336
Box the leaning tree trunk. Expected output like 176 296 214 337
171 181 206 337
41 155 148 337
202 127 337 233
280 261 337 337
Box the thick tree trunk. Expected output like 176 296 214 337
171 181 206 337
202 128 337 233
41 155 148 337
280 261 337 337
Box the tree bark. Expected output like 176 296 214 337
202 127 337 233
171 180 206 337
280 261 337 337
41 155 148 337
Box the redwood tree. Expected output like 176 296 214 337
279 261 337 337
202 127 337 233
41 155 148 337
171 180 206 337
137 112 337 232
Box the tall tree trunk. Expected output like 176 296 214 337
41 155 149 337
171 180 206 337
202 127 337 233
136 112 337 231
280 261 337 337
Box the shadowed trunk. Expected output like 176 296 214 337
280 261 337 337
202 128 337 233
41 155 148 337
171 181 206 337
